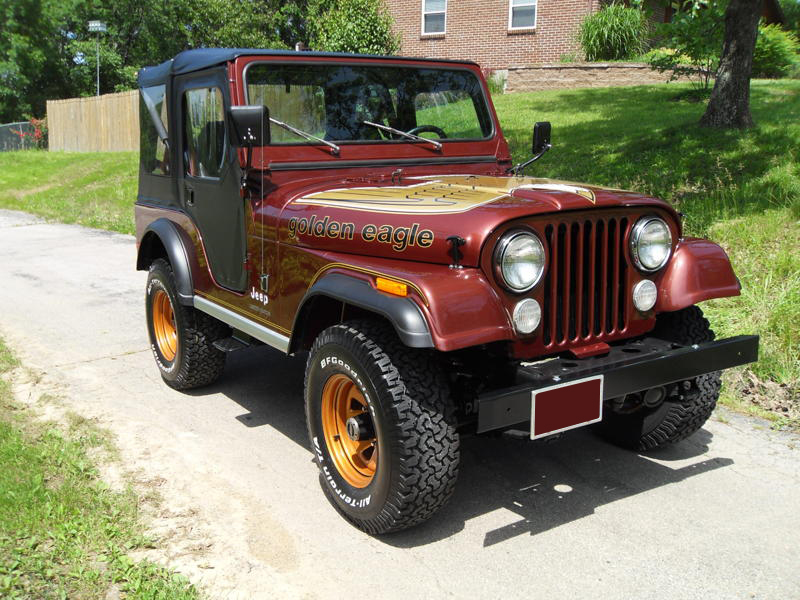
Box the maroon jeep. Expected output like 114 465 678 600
135 48 758 534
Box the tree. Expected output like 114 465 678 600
0 0 81 122
0 0 289 121
309 0 399 55
699 0 762 128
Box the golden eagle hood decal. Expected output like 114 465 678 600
293 175 600 214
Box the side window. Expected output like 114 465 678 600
139 85 169 176
184 87 226 178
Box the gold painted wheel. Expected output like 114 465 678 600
152 289 178 362
321 373 378 488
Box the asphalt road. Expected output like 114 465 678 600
1 209 798 600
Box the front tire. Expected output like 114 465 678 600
145 258 228 390
597 306 722 451
305 320 459 534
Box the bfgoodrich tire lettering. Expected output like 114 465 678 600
305 320 459 534
145 258 228 390
597 305 722 451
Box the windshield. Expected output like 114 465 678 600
245 63 493 144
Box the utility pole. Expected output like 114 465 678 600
88 20 107 96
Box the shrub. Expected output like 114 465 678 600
646 1 725 91
753 24 800 78
11 117 47 150
578 3 649 61
483 69 505 96
309 0 399 55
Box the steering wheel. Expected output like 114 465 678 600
406 125 448 139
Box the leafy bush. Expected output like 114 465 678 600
646 1 725 91
483 69 505 96
578 4 649 61
310 0 399 55
753 24 800 78
10 117 47 150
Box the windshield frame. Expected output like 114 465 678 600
241 59 497 147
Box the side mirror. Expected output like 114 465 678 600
532 121 551 154
229 105 270 147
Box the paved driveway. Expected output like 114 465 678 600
0 209 798 599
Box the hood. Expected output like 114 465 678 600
279 174 676 267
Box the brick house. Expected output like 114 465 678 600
384 0 785 71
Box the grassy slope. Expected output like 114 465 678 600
0 338 197 599
0 80 796 413
0 151 138 234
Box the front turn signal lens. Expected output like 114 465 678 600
632 279 658 312
513 298 542 334
376 277 408 297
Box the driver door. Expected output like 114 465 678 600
175 70 247 292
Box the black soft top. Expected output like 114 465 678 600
137 48 479 88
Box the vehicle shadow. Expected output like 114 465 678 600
186 345 311 445
188 345 733 548
388 429 730 548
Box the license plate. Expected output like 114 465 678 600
530 375 604 440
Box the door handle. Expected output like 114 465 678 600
185 183 195 206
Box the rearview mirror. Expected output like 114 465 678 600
532 121 551 154
229 105 270 147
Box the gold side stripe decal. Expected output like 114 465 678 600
195 291 292 335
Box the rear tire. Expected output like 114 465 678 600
145 258 228 390
305 320 459 534
596 306 722 451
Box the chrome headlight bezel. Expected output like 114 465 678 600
493 230 546 294
630 216 673 273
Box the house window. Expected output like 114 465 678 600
509 0 537 30
422 0 446 35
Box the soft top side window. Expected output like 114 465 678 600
184 87 226 179
139 85 170 176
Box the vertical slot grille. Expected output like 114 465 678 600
542 217 628 348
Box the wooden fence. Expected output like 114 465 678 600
47 90 139 152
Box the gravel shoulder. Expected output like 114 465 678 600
1 209 798 600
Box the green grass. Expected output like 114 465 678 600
0 338 198 599
0 151 137 234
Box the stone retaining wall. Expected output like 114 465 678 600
505 63 672 93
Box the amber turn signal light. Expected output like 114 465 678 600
375 277 408 297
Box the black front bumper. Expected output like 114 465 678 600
477 335 759 434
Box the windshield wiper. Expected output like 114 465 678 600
269 117 340 156
363 121 442 152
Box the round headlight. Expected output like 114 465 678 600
630 217 672 272
494 231 546 293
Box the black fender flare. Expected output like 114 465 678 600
292 273 434 350
137 218 195 305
